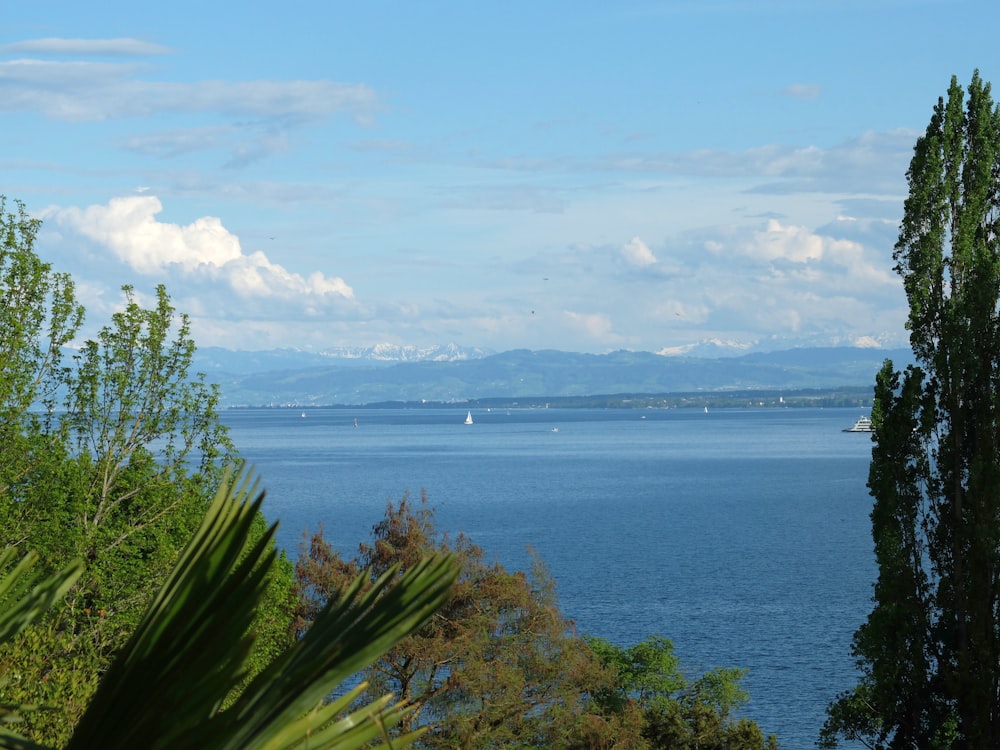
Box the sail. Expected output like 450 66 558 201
465 411 473 425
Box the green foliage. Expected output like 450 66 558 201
587 635 685 714
685 667 752 721
64 284 233 487
824 72 1000 749
0 618 103 746
586 636 775 750
0 550 83 647
0 197 83 520
240 513 298 682
0 547 83 743
0 196 296 743
0 198 83 424
642 700 778 750
0 466 459 750
0 279 254 741
296 492 609 748
297 495 777 750
59 285 235 628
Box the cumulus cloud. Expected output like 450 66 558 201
563 311 625 344
751 219 825 263
613 216 909 351
739 219 896 287
853 335 883 348
621 236 657 267
45 196 353 302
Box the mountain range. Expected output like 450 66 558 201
193 344 916 407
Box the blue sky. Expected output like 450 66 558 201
3 1 998 355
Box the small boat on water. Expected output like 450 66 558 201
843 415 874 433
464 410 474 425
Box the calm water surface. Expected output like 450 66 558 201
223 406 875 750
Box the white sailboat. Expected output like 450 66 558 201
464 410 474 425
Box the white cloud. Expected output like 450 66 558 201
118 125 293 167
563 311 625 344
602 216 909 352
853 335 882 348
0 38 173 56
621 236 657 267
742 219 896 288
121 125 237 158
751 219 824 263
592 131 913 198
45 196 354 302
51 197 240 274
782 82 822 99
0 59 378 123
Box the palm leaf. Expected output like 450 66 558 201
65 466 275 749
220 555 458 750
64 465 457 750
0 549 83 646
0 731 52 750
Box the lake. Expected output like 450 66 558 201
222 405 876 749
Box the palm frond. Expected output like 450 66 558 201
65 466 275 750
64 465 458 750
0 549 83 645
222 555 458 750
0 730 53 750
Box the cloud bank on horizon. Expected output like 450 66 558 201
3 1 994 355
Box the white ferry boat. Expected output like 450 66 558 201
843 415 874 433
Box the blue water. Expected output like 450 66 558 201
223 406 876 749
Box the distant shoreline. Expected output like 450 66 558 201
224 386 874 411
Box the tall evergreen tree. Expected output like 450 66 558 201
823 72 1000 749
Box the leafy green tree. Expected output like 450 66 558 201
586 635 686 715
0 196 297 743
295 492 609 749
58 284 236 639
0 196 84 507
823 72 1000 750
587 636 777 750
0 282 259 744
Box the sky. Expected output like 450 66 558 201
4 1 999 356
